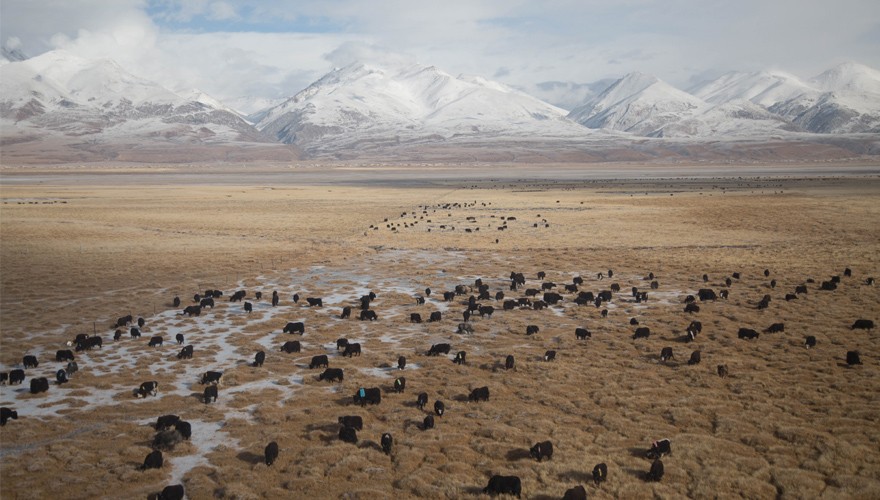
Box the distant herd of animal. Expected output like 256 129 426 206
368 202 561 247
0 263 874 498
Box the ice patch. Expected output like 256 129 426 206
0 384 129 419
358 367 396 379
548 306 566 317
321 292 362 307
428 300 451 313
0 298 308 415
169 419 238 484
0 250 593 452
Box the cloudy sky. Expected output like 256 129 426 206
2 0 879 111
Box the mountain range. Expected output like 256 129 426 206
253 62 609 157
1 49 878 163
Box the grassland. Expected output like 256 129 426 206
1 164 878 499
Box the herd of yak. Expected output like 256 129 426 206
0 261 875 499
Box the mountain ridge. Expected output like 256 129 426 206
1 50 878 163
255 61 599 156
0 49 289 163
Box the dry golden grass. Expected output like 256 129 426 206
1 165 879 499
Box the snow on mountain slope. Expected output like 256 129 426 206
0 59 73 118
567 72 707 136
256 61 594 154
689 70 816 107
0 50 266 144
811 62 880 94
566 64 880 138
684 62 880 134
2 50 878 161
770 92 879 134
769 62 880 133
21 51 182 106
652 99 802 137
177 88 244 117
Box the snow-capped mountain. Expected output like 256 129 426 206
176 88 245 117
0 50 267 147
768 62 880 133
567 72 707 136
651 99 802 137
1 48 877 162
812 62 880 95
688 70 815 107
256 61 597 155
689 63 880 134
567 63 880 138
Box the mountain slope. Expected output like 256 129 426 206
812 62 880 94
567 72 707 135
0 50 270 146
255 62 596 155
691 63 880 134
776 62 880 133
653 99 802 137
2 51 878 163
688 70 815 107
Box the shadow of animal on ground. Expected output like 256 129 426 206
559 470 593 484
236 451 264 465
628 446 646 458
506 447 531 461
624 467 647 481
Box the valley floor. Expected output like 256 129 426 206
0 163 878 499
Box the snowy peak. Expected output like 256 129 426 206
15 50 181 106
177 88 244 117
256 60 589 153
0 49 267 146
601 72 661 97
2 51 880 160
567 72 705 135
592 62 880 136
810 62 880 94
764 62 880 134
689 70 815 107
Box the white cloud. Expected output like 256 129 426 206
208 1 238 21
148 32 364 111
323 41 416 69
1 0 151 55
